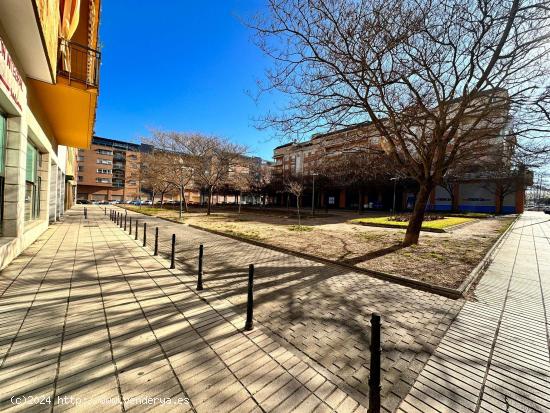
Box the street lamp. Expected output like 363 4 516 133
390 177 398 215
311 172 319 215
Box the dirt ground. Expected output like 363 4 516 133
126 206 513 288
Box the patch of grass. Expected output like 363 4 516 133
288 225 314 232
350 216 473 230
223 229 262 240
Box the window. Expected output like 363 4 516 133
78 176 83 182
96 169 112 174
77 156 84 162
128 180 137 185
0 115 5 234
78 166 84 172
96 177 111 184
96 149 113 156
128 154 137 160
96 158 112 165
25 142 40 221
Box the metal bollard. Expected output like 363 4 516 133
154 227 159 256
197 244 204 290
110 210 113 221
368 313 382 413
129 217 132 235
84 207 87 219
170 234 176 269
104 207 107 215
244 264 254 331
135 220 139 240
143 223 147 247
124 214 127 231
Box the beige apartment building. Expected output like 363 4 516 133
77 136 142 202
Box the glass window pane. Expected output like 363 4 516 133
0 115 5 174
26 142 37 183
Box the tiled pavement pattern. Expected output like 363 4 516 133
399 212 550 413
0 207 365 412
113 206 464 412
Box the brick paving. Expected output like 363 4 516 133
112 206 464 412
399 212 550 413
0 207 364 412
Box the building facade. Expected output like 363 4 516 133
0 0 100 268
77 136 143 202
272 109 527 214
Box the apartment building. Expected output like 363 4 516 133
0 0 100 268
77 136 142 202
272 92 528 214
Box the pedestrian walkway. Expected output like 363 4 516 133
399 212 550 413
0 206 363 412
111 206 464 412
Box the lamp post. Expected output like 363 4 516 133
390 177 398 215
311 173 319 215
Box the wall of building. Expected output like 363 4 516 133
76 138 143 201
0 39 64 269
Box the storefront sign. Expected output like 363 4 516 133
0 36 26 111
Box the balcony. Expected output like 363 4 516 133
58 39 101 88
26 38 101 148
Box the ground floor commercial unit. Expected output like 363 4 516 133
0 100 71 270
272 179 525 214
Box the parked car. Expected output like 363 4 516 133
544 206 550 215
76 199 90 204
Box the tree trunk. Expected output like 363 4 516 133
297 196 301 226
403 183 433 246
151 192 156 207
357 188 363 213
207 187 213 215
160 192 165 208
179 187 183 219
183 189 189 212
238 191 242 214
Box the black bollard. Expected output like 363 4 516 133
154 227 159 256
368 313 382 413
197 244 204 290
84 207 87 219
104 207 107 215
143 222 147 247
135 220 138 240
124 214 127 231
170 234 176 269
129 217 132 235
244 264 254 331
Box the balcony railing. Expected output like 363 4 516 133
58 39 100 88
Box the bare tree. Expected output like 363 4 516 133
145 131 247 216
251 0 550 244
286 179 304 226
141 151 174 206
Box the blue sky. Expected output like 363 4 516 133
95 1 281 160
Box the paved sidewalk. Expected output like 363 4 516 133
400 212 550 412
113 206 464 412
0 207 362 412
